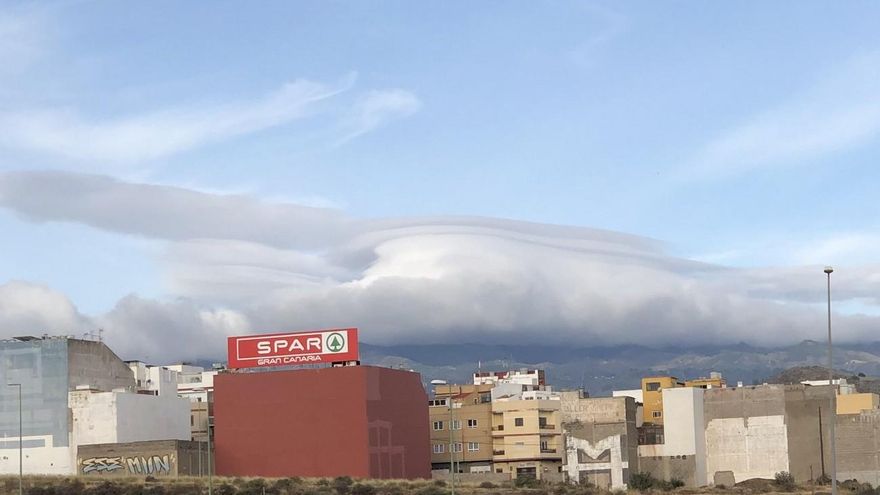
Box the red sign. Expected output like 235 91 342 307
227 328 359 369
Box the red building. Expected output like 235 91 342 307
214 365 431 479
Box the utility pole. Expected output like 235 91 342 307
7 383 22 495
824 266 837 495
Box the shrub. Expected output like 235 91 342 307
57 480 86 495
414 485 448 495
215 483 239 495
774 472 796 491
378 484 404 495
87 482 123 495
628 473 655 491
513 477 541 489
479 482 498 489
333 478 354 495
350 484 376 495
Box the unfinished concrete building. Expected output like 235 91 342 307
702 384 834 485
560 391 639 489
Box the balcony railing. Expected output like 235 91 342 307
493 450 505 456
539 424 555 430
492 426 504 431
540 448 557 454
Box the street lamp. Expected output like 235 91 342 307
431 379 455 495
7 383 22 495
824 266 837 495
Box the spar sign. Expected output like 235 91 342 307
227 328 359 369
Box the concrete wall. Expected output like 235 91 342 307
703 385 788 484
837 410 880 485
560 394 638 489
783 386 832 484
77 440 208 477
70 390 191 447
68 340 135 393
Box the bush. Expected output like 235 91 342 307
377 484 404 495
479 482 498 489
414 485 448 495
215 483 239 495
628 473 656 491
513 477 541 489
350 484 376 495
333 478 354 495
87 482 123 495
774 472 796 491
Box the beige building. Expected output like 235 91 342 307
491 396 563 480
429 384 494 473
837 392 880 415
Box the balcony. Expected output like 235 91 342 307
492 425 504 431
540 448 557 454
539 424 556 430
493 450 505 456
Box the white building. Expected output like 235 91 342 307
127 361 180 396
0 337 192 476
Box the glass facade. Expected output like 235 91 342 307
0 339 70 448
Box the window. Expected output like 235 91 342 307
449 443 463 453
467 419 478 428
433 421 444 430
433 444 445 454
190 416 194 426
652 411 662 418
540 440 548 451
429 399 448 407
538 417 547 427
468 442 480 452
646 382 661 391
451 420 462 430
514 417 524 427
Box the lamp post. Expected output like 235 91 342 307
431 379 455 495
824 266 837 495
7 383 22 495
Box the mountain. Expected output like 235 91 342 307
358 340 880 395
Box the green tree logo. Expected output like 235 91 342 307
326 332 346 352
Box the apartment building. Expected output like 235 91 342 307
429 384 494 473
641 376 684 425
491 390 563 480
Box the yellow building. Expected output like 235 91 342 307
837 392 880 415
429 384 494 473
491 397 563 480
641 376 683 425
684 373 726 390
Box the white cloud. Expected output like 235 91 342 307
0 76 354 164
337 89 421 144
691 52 880 178
1 171 878 360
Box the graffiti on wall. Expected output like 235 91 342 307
81 454 174 476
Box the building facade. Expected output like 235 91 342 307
560 392 639 489
491 396 563 480
429 384 494 474
641 376 684 425
214 365 430 479
0 337 190 476
77 440 208 477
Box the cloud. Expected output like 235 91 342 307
0 280 88 334
690 52 880 179
0 6 47 78
337 89 421 144
1 170 878 361
0 76 354 164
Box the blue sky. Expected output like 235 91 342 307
1 1 879 360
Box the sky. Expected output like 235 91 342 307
1 1 880 362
